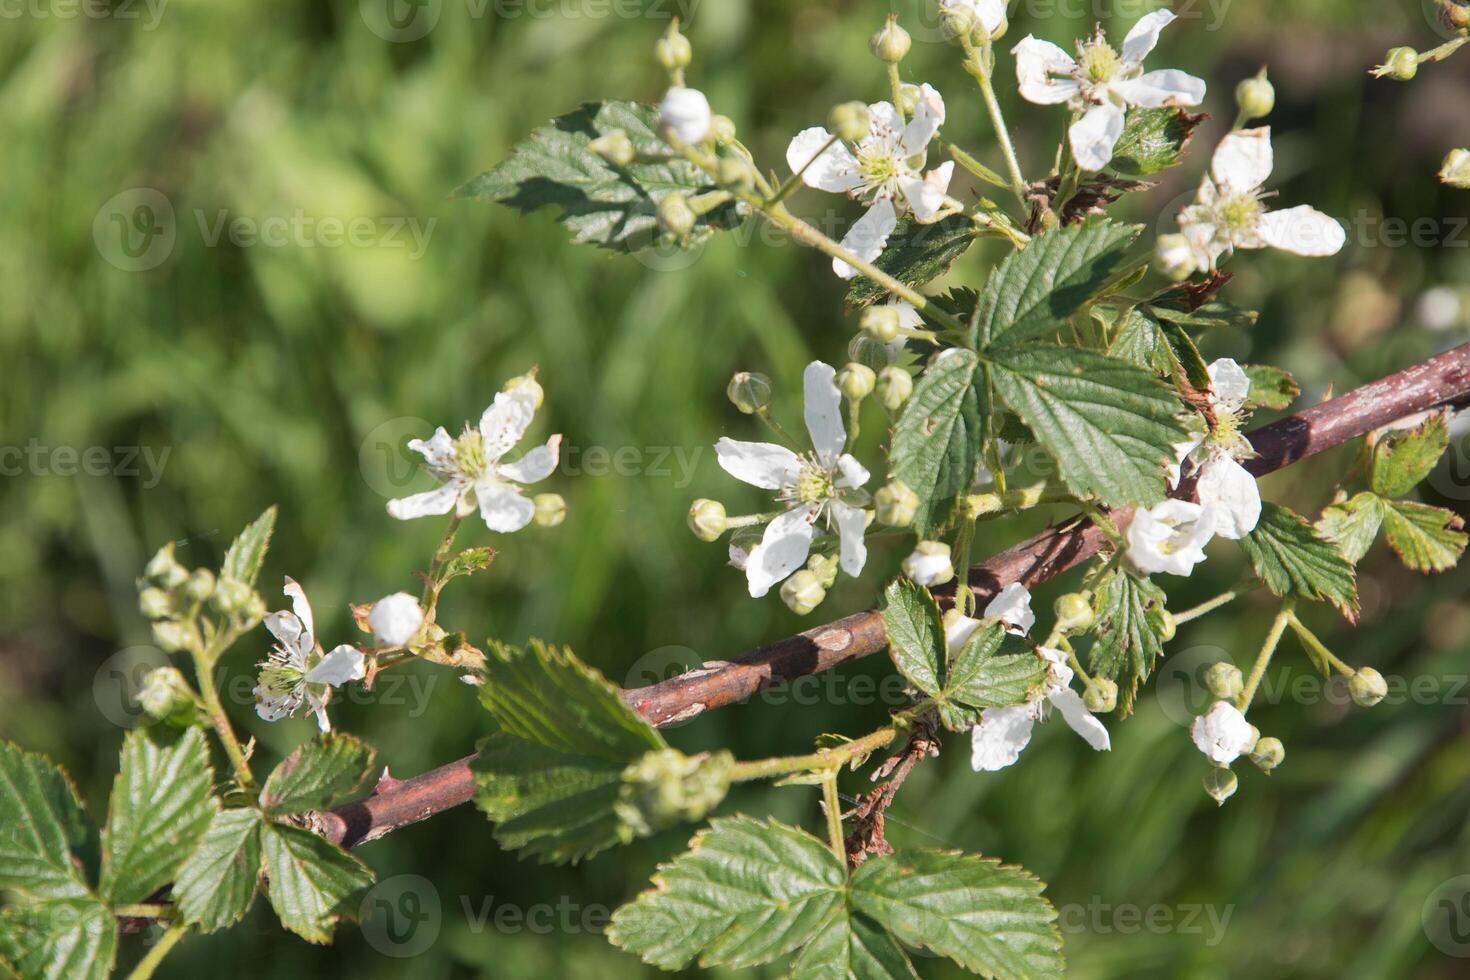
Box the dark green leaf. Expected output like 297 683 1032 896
1381 500 1467 573
1088 568 1169 713
791 910 919 980
1241 365 1300 411
1242 503 1359 617
946 622 1050 712
221 505 277 588
454 101 745 252
1315 492 1385 565
846 215 977 309
1147 298 1259 332
1157 318 1211 390
0 742 95 902
1109 107 1203 176
0 900 115 980
879 579 945 696
261 734 377 817
174 808 263 932
1371 413 1450 498
1104 306 1172 373
889 349 983 534
259 821 373 944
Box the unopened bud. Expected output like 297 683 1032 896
533 493 566 528
183 568 215 604
503 370 545 410
1205 662 1244 701
726 371 772 415
139 587 173 621
902 541 954 587
1439 0 1470 33
828 101 870 143
656 192 698 237
145 544 189 590
847 334 892 373
874 480 920 528
210 577 252 616
806 552 840 589
139 667 199 726
1155 233 1197 282
658 86 711 145
1249 736 1285 773
1054 592 1095 634
870 15 912 63
589 130 636 167
1440 148 1470 189
1234 68 1274 122
877 366 913 412
1157 608 1177 643
1084 677 1118 713
781 570 827 615
654 21 692 71
709 114 737 146
836 362 876 401
1349 666 1388 707
1374 47 1419 80
151 620 192 654
860 304 902 343
687 499 727 542
941 6 976 41
1202 766 1238 806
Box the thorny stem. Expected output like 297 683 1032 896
961 34 1028 204
1237 601 1295 711
820 771 846 861
1286 611 1355 677
125 923 188 980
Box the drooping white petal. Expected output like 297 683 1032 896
944 613 984 656
1069 102 1127 172
306 644 367 686
829 500 869 577
368 592 424 648
1013 36 1080 105
406 426 457 474
1127 499 1217 576
387 481 463 521
891 299 923 330
283 577 315 643
255 691 299 723
1121 8 1176 65
970 705 1039 771
1190 700 1257 765
835 453 870 490
1196 454 1261 540
1211 127 1273 194
899 161 955 223
1115 68 1206 107
974 0 1008 34
801 361 847 464
715 437 802 490
984 582 1035 635
474 480 536 532
1207 358 1251 415
785 127 863 194
1256 205 1346 257
479 388 538 461
659 86 712 144
745 505 818 598
497 434 562 484
262 611 308 665
900 83 947 157
1048 687 1112 751
833 199 899 279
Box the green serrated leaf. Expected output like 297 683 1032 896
1242 503 1359 617
221 505 277 589
1109 107 1203 176
0 742 95 902
970 218 1141 348
850 849 1063 979
1316 492 1386 565
99 728 215 906
1157 319 1211 391
0 900 116 980
1241 364 1299 411
889 349 983 534
436 546 496 586
986 345 1186 508
259 821 373 944
1147 298 1259 332
1381 500 1467 573
261 734 377 817
879 579 945 697
1371 413 1451 498
607 816 845 971
454 101 744 252
946 623 1050 713
1104 306 1172 373
845 215 978 309
791 909 919 980
1088 568 1169 713
173 808 263 932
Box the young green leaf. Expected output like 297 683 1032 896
1104 306 1173 374
889 349 983 534
1381 500 1467 573
879 579 945 697
260 733 377 817
1241 364 1300 411
0 899 116 980
1088 568 1169 713
945 623 1050 712
1108 106 1203 176
1146 298 1259 332
970 219 1141 349
173 808 263 932
1242 503 1359 618
454 101 745 252
790 909 919 980
1370 413 1450 498
0 741 96 902
1316 492 1386 564
221 505 278 589
259 821 373 944
850 849 1064 979
986 345 1187 508
845 215 977 309
99 727 216 906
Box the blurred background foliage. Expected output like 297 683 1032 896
2 0 1470 976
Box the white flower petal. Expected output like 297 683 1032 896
1197 454 1261 540
835 454 870 490
1049 687 1112 751
715 437 802 490
1069 102 1127 172
974 0 1007 33
944 613 983 656
497 434 561 484
900 83 947 157
406 426 457 474
1115 69 1206 107
745 505 817 598
1211 127 1273 194
984 582 1035 635
1013 36 1080 105
803 361 847 463
1257 205 1346 257
283 577 315 642
254 689 300 723
479 388 538 462
1207 358 1251 415
970 706 1038 771
1121 8 1176 64
387 481 463 521
305 644 366 686
900 162 955 223
1190 700 1257 765
659 86 711 144
866 101 903 139
368 592 424 648
890 299 923 330
474 480 535 532
833 199 899 279
310 692 332 733
830 500 869 578
1127 499 1216 576
263 611 308 662
785 127 863 193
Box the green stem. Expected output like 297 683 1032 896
115 904 171 919
888 63 906 125
755 406 800 446
1286 612 1355 677
820 771 845 862
1173 585 1253 625
126 923 188 980
962 35 1028 203
191 644 255 792
421 514 465 608
953 517 978 616
728 711 922 782
770 133 840 206
1421 35 1470 63
726 510 785 529
1237 601 1294 711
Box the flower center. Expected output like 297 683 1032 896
1078 37 1119 84
793 459 835 505
1218 192 1262 235
258 662 303 697
453 426 487 477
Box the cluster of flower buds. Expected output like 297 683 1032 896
137 542 263 655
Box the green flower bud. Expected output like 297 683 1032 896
870 15 911 63
1205 662 1245 701
901 540 954 587
1439 0 1470 33
1157 608 1177 643
1054 592 1095 635
780 569 827 615
588 130 636 167
847 334 892 373
615 749 732 837
897 83 921 117
941 5 976 42
145 544 189 590
1249 736 1285 773
1440 148 1470 189
828 101 870 143
874 480 920 527
243 594 267 625
1234 68 1274 123
709 114 737 146
860 304 902 343
1349 666 1388 707
210 577 252 616
139 587 174 621
139 667 200 726
655 21 692 71
877 366 913 413
151 619 193 654
687 498 728 542
1202 766 1238 806
726 371 772 414
806 551 840 589
1375 47 1419 80
503 370 544 410
656 193 697 237
1154 233 1197 282
183 568 215 604
718 156 755 190
1084 677 1118 713
532 493 566 528
836 362 877 401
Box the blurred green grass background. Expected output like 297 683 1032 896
2 0 1470 976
